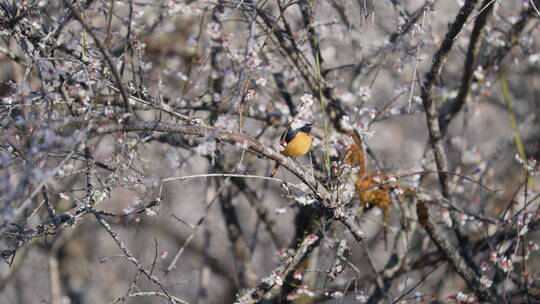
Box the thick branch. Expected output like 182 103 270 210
95 121 365 242
416 200 493 300
420 0 479 197
438 0 495 134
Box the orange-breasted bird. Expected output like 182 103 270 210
270 123 313 177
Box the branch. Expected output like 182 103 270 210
420 0 479 197
236 233 321 304
438 0 495 134
416 200 493 300
96 121 365 237
62 0 133 113
94 213 177 303
111 291 190 304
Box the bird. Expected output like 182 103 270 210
270 123 313 177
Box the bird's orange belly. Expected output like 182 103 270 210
281 133 312 157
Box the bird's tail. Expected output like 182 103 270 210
270 162 280 177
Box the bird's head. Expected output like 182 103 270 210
300 123 313 133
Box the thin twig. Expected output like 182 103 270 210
94 212 177 303
63 0 133 114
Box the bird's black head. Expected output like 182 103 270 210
284 123 313 143
299 123 313 133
